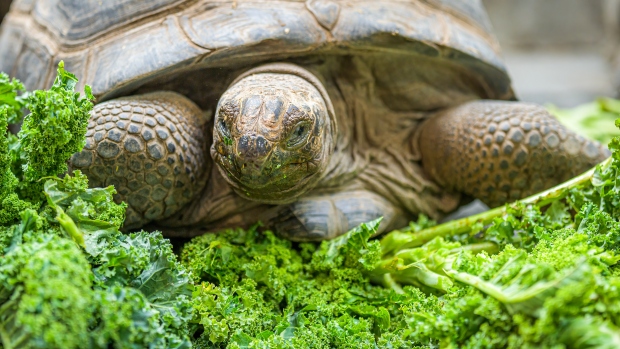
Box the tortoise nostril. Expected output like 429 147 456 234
236 134 271 161
256 136 270 157
237 135 251 155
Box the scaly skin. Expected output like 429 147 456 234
212 66 335 204
69 65 610 240
418 100 610 208
69 92 209 229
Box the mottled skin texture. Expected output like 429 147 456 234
419 101 609 208
212 70 334 204
71 62 609 241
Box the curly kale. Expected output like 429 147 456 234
40 170 193 348
0 74 34 229
0 171 193 349
0 234 93 349
0 217 193 349
0 106 30 228
0 63 194 348
396 217 620 348
5 61 93 204
182 220 419 349
196 200 616 349
19 61 93 182
0 72 26 124
0 61 92 228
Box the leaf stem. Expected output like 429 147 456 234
54 206 85 248
378 274 404 294
452 242 499 255
405 158 610 247
0 325 11 349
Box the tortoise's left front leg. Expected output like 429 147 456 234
418 100 610 208
266 190 408 241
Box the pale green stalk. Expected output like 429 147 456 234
403 157 611 248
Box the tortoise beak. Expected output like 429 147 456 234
231 133 275 183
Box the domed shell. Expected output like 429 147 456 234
0 0 514 103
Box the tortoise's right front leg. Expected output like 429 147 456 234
418 100 610 208
69 91 210 229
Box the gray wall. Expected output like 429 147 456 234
482 0 614 50
482 0 620 106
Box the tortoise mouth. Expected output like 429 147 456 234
212 151 322 203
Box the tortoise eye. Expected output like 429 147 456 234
294 124 305 137
287 123 310 148
217 118 232 141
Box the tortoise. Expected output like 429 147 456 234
0 0 609 241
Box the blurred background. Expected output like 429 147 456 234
0 1 9 26
482 0 620 108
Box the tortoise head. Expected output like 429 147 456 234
211 64 336 204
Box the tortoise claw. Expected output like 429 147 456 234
268 190 406 241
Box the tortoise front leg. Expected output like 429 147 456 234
69 91 210 229
266 190 408 241
418 100 610 208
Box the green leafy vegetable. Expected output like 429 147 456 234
0 234 92 349
0 63 193 348
0 72 26 124
16 61 93 200
181 101 620 347
548 97 620 145
183 222 418 348
0 105 30 227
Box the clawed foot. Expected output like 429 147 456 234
268 190 406 241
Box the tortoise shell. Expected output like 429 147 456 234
0 0 514 108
